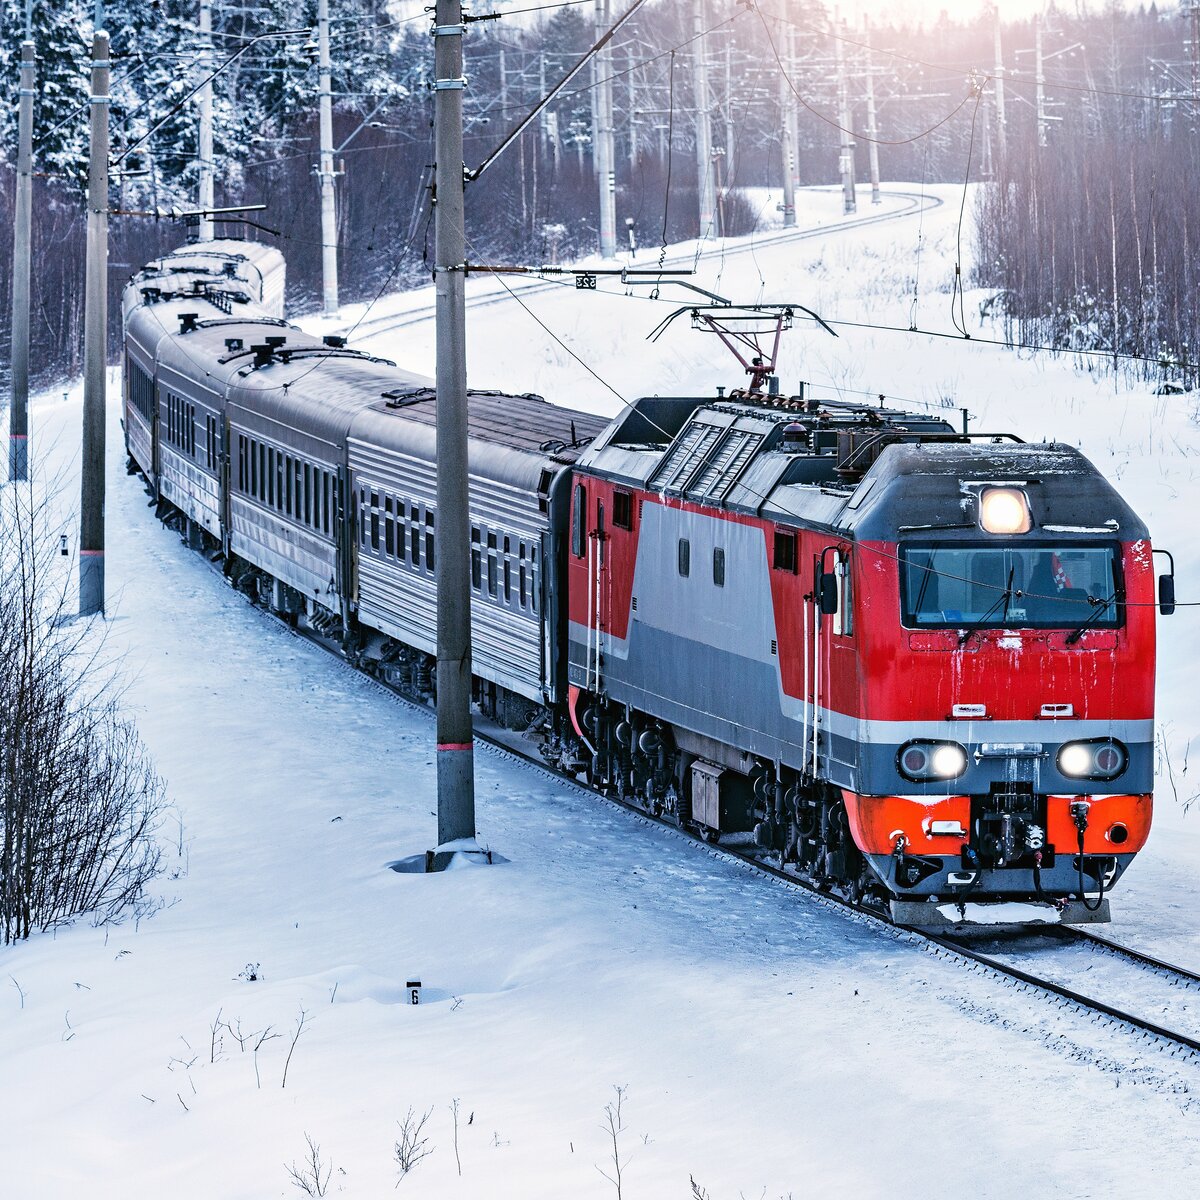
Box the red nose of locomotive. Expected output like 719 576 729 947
838 447 1163 927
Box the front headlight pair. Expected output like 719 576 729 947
896 737 1128 782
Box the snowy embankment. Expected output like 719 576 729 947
4 184 1200 1198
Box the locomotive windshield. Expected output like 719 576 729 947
900 543 1121 630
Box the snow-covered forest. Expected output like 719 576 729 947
10 2 1194 386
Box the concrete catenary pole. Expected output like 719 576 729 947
692 0 717 238
593 0 617 258
778 19 797 227
80 30 110 617
8 38 34 482
835 19 856 215
317 0 339 313
992 3 1007 157
432 0 476 852
863 21 880 206
197 0 214 239
1035 14 1047 149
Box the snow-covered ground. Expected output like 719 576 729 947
5 184 1200 1198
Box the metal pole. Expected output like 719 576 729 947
8 40 34 483
317 0 339 314
992 3 1006 158
723 29 735 184
594 0 617 258
1035 14 1047 149
432 0 476 854
778 18 796 228
692 0 717 238
80 31 109 617
197 0 214 239
835 20 856 215
863 21 880 206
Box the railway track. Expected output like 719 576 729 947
332 187 945 342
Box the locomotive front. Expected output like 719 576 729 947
842 442 1170 925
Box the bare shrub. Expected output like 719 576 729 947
0 479 168 943
285 1133 331 1198
394 1106 434 1183
597 1085 630 1199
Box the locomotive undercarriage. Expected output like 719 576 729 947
556 696 885 907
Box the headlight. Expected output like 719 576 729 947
979 486 1032 534
898 740 968 782
1057 738 1128 781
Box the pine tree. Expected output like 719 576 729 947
0 0 91 187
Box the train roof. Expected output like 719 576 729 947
349 389 609 492
123 239 285 319
839 441 1149 542
577 393 1148 542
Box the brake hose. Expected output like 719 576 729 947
1072 804 1107 913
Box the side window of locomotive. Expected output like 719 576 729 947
613 489 633 531
833 553 853 638
571 483 587 558
677 538 690 578
713 547 726 587
773 530 797 573
471 527 482 591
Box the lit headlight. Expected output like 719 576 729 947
898 740 968 782
1057 738 1128 781
979 486 1032 534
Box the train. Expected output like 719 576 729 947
122 239 1175 929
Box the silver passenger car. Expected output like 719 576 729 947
349 391 606 706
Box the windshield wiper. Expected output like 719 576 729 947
958 566 1015 647
1065 594 1116 645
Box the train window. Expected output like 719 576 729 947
322 473 332 536
238 436 246 491
713 547 726 588
613 490 633 530
312 468 321 530
370 510 380 551
384 496 394 555
303 464 311 525
426 512 435 570
471 526 481 590
187 404 196 457
773 530 797 573
257 443 265 500
284 457 293 515
266 448 274 507
678 538 690 578
411 522 420 566
519 564 527 608
294 460 303 517
277 452 285 510
571 483 586 558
